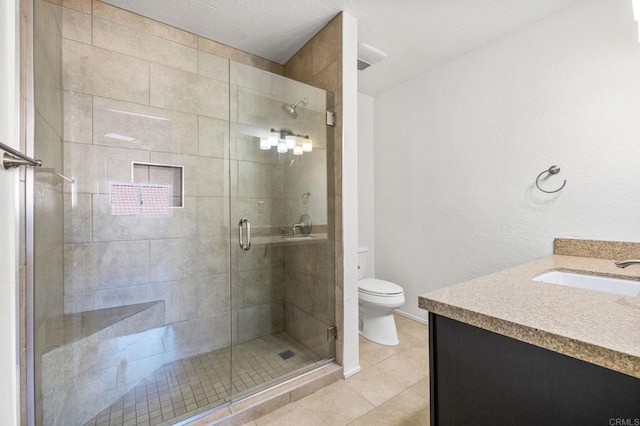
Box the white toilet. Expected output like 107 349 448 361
358 247 405 346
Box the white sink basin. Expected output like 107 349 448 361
533 271 640 296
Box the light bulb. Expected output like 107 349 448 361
285 135 296 149
293 146 303 155
268 131 279 146
277 141 287 153
260 137 271 150
302 138 313 152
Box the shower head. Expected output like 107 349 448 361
282 98 308 119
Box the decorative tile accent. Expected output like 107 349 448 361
110 183 141 216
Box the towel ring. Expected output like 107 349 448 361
535 165 566 194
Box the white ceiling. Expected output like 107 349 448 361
104 0 585 96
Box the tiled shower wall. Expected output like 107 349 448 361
60 0 291 347
283 14 343 363
59 0 332 346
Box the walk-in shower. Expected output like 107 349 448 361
29 1 337 424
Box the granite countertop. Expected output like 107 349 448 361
419 249 640 379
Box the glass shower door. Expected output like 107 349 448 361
229 61 336 401
32 5 234 422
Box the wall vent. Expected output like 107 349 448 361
357 43 387 71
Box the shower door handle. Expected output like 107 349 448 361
238 218 251 251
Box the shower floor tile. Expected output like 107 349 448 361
84 332 321 426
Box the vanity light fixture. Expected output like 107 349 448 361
268 130 279 146
262 129 313 156
285 134 297 149
302 137 313 152
259 137 271 150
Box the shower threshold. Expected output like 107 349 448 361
84 332 323 426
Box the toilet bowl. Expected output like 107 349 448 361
358 247 405 346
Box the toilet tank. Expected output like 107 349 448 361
357 247 368 280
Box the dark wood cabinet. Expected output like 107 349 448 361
429 313 640 425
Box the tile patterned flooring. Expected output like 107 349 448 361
241 314 430 426
85 332 321 426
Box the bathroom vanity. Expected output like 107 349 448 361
419 239 640 425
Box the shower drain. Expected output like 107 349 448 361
278 350 295 360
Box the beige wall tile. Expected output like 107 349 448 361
92 0 198 47
237 302 284 342
34 246 64 330
195 274 230 317
63 0 90 14
198 37 278 74
62 7 91 43
161 313 231 355
310 59 338 97
63 142 151 194
91 195 198 242
35 0 62 63
150 63 229 119
229 123 277 164
34 36 63 139
291 306 331 358
63 39 150 104
271 63 284 75
199 116 229 158
64 240 151 293
63 90 91 143
232 267 284 310
93 96 198 155
92 17 198 74
232 244 283 273
311 15 341 75
149 151 227 197
149 237 229 283
230 197 285 230
198 36 238 59
283 44 312 83
63 193 91 243
197 196 228 237
199 51 230 82
236 160 283 199
231 61 273 94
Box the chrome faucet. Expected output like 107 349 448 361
614 259 640 268
291 222 305 237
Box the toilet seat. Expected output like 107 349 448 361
358 278 404 297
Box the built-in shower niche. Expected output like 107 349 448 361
132 162 184 208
